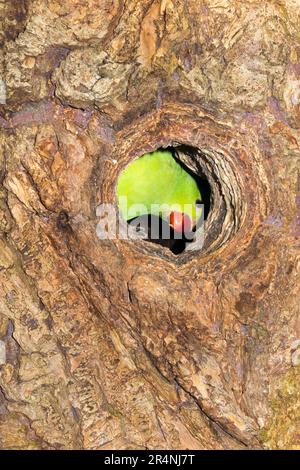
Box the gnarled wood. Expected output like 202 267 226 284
0 0 300 450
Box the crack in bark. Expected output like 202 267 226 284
141 343 253 448
172 376 253 448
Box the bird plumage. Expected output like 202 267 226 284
117 150 201 226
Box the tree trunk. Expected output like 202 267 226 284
0 0 300 450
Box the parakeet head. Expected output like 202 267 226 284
117 150 202 236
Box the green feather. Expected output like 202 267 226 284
117 150 202 224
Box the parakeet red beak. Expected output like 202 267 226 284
169 211 192 233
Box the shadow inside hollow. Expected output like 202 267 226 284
128 214 194 255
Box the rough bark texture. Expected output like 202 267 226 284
0 0 300 450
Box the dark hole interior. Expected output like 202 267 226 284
127 146 212 255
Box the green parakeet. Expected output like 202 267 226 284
117 150 202 233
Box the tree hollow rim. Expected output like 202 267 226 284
114 141 244 263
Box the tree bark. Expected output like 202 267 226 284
0 0 300 450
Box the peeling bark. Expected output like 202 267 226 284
0 0 300 450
